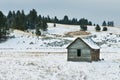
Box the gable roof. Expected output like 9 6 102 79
67 37 100 49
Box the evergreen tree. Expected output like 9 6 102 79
107 21 114 27
54 16 59 23
27 9 38 29
42 21 48 31
7 11 13 28
36 24 41 36
7 11 13 19
62 15 69 24
80 25 87 31
102 21 107 26
72 18 78 25
79 18 88 25
46 15 51 22
93 24 96 26
0 11 8 39
12 10 21 29
10 10 27 31
88 21 92 25
38 15 42 20
79 18 88 31
12 10 25 30
95 24 101 31
21 10 27 30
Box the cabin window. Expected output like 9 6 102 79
77 49 81 57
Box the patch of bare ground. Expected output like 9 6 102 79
65 31 90 36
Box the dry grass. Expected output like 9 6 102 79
65 31 90 36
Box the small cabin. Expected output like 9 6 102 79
67 37 100 62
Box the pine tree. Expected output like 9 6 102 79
72 18 78 25
0 11 8 39
95 24 101 31
42 21 48 31
7 11 13 28
79 18 88 25
88 21 92 25
36 25 41 36
107 21 114 27
54 16 58 23
79 18 88 31
21 10 27 30
27 9 38 29
80 25 87 31
63 15 69 24
7 11 13 19
46 15 51 22
102 21 106 26
12 11 21 30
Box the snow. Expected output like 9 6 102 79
0 30 72 52
82 37 100 49
47 23 80 35
0 23 120 80
0 52 120 80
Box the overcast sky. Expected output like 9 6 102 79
0 0 120 26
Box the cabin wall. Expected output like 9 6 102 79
91 49 100 61
68 39 92 61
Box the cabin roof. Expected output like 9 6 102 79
67 37 100 49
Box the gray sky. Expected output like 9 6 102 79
0 0 120 26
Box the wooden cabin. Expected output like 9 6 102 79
67 37 100 62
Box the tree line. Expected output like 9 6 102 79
7 9 48 31
0 9 114 39
0 9 93 38
0 9 48 39
102 21 114 27
49 16 92 25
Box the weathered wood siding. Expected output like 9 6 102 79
91 49 100 61
67 39 92 61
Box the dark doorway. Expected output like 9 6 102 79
77 49 81 56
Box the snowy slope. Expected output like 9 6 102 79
47 23 80 35
0 23 119 53
0 29 72 52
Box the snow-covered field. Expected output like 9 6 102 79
0 23 120 80
0 52 120 80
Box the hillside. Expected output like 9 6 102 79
0 23 120 52
0 23 120 80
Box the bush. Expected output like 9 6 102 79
36 29 41 36
53 23 56 27
102 27 107 31
29 42 34 44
